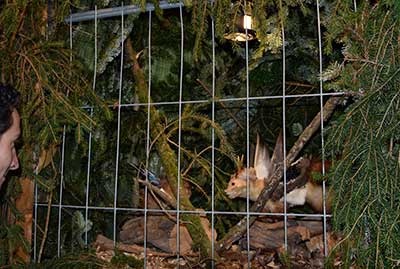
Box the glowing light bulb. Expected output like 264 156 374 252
243 14 252 30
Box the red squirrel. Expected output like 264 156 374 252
225 133 332 213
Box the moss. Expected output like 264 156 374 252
111 252 143 268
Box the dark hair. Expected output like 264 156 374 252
0 85 20 135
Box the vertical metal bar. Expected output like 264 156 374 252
176 4 184 262
316 0 328 257
245 23 251 269
33 153 39 261
69 8 73 64
211 13 216 268
46 0 51 40
281 18 288 252
113 3 124 245
84 108 93 245
93 6 98 113
143 9 152 269
33 157 38 261
57 126 66 257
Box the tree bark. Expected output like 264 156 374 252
95 234 174 257
14 177 34 263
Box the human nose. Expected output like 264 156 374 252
10 148 19 170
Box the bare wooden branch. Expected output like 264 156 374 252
94 234 174 257
217 96 340 252
137 179 177 208
119 216 194 255
270 158 310 201
38 191 53 262
246 220 312 250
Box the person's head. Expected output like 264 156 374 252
0 85 20 189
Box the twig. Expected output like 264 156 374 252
345 57 386 67
137 179 177 208
285 81 316 89
9 5 27 49
217 96 340 252
183 145 212 176
196 79 245 131
38 191 53 262
137 179 177 223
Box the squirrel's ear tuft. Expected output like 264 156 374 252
271 130 283 166
235 155 244 170
254 132 271 180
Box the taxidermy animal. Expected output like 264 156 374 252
128 161 161 186
224 133 332 213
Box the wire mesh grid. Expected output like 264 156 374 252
32 1 344 267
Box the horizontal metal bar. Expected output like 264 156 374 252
66 1 184 23
35 203 332 218
80 91 346 109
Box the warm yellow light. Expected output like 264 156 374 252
243 14 252 30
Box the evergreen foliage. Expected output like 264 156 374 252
324 1 400 267
0 0 108 265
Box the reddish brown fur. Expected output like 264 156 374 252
306 159 331 182
225 167 263 201
225 159 333 213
